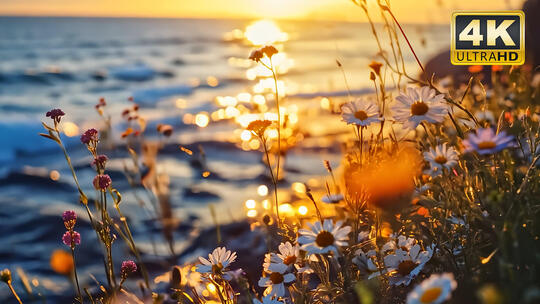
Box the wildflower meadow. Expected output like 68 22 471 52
0 1 539 304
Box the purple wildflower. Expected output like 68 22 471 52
92 155 108 168
62 231 81 247
121 260 137 278
463 128 514 155
46 108 65 123
93 174 112 191
62 210 77 222
62 210 77 229
80 128 99 145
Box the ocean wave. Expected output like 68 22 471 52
0 118 80 163
109 63 156 81
132 85 195 106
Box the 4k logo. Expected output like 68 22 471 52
451 11 525 65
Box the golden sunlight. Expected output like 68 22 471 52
244 20 288 46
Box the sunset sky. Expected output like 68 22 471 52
0 0 522 23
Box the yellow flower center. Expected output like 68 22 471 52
477 141 497 150
354 110 369 121
434 156 447 164
269 272 284 284
315 230 335 248
283 255 297 265
411 101 429 116
397 260 418 276
211 263 223 274
420 287 442 303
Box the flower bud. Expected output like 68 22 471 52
0 269 11 284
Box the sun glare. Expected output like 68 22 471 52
244 20 288 46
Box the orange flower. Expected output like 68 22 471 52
369 61 383 75
50 249 74 275
345 147 421 211
468 65 483 73
249 49 263 62
247 120 272 137
261 45 278 58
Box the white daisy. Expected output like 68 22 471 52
196 247 237 279
352 249 379 278
258 263 295 298
381 235 417 253
406 273 457 304
341 98 382 127
384 243 434 286
321 193 344 204
253 295 285 304
423 143 459 170
391 86 447 129
263 242 300 271
298 219 351 255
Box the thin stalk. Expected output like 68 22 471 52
261 136 282 226
270 60 282 185
7 282 23 304
381 3 425 73
71 248 83 303
108 189 150 289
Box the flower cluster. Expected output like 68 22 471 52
46 108 65 123
121 260 137 279
80 128 99 145
93 174 112 191
249 45 278 63
61 210 81 249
